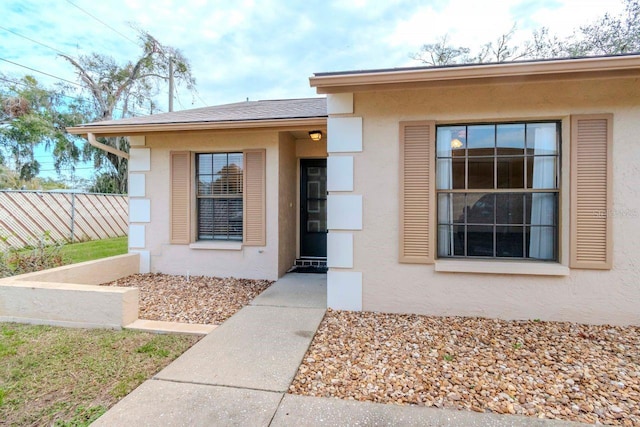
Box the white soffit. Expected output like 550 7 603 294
327 195 362 230
327 156 354 192
327 117 362 153
129 199 151 223
129 148 151 171
327 232 354 268
128 174 146 197
327 271 362 311
128 224 145 248
327 93 353 114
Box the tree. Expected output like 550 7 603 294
61 29 196 193
88 171 121 194
412 26 535 66
0 76 85 181
412 0 640 65
0 164 69 190
475 25 535 63
565 0 640 56
411 34 471 66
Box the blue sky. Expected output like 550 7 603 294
0 0 624 184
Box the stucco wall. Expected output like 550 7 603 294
347 77 640 325
142 130 281 280
13 253 140 285
0 254 140 329
296 138 327 159
278 132 297 276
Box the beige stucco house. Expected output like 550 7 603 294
70 54 640 326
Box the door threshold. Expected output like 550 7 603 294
294 258 327 268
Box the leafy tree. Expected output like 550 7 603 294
0 164 69 190
412 0 640 65
61 29 196 193
88 171 122 194
0 76 85 181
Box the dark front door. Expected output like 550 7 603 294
300 159 327 257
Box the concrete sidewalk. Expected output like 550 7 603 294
93 273 586 427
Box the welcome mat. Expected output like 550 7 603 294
289 265 328 274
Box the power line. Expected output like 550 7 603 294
39 167 96 172
0 57 83 87
0 24 177 116
0 25 72 58
0 35 167 116
1 76 88 104
0 23 150 114
0 76 147 117
64 0 139 47
0 22 160 113
195 92 208 107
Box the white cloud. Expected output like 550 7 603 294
525 0 625 37
386 0 624 58
0 0 631 112
0 0 630 183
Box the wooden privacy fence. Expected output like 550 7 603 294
0 191 128 250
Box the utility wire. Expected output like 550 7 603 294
0 27 167 115
0 25 73 58
195 92 208 107
64 0 139 47
1 76 88 104
39 167 96 172
0 23 151 113
0 75 147 117
0 22 187 115
0 58 83 87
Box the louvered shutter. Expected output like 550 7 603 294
170 151 191 244
399 121 435 264
570 114 613 269
243 149 266 246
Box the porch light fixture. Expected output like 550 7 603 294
309 130 323 141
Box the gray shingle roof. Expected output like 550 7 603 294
82 97 327 128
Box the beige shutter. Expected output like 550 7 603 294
570 114 613 269
399 121 435 264
243 149 266 246
170 151 191 244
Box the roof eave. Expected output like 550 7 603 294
310 55 640 93
67 116 328 137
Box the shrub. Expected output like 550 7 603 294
0 233 67 278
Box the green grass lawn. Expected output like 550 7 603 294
1 237 128 278
60 236 127 264
0 323 199 426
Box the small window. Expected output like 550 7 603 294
196 153 243 241
436 122 559 260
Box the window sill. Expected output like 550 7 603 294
189 241 243 251
434 259 570 276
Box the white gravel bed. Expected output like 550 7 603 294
102 273 272 325
290 310 640 426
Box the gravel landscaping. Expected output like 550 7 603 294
102 273 272 325
290 310 640 426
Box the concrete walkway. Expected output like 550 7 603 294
93 273 586 427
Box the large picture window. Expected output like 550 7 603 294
196 153 243 241
436 122 559 260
